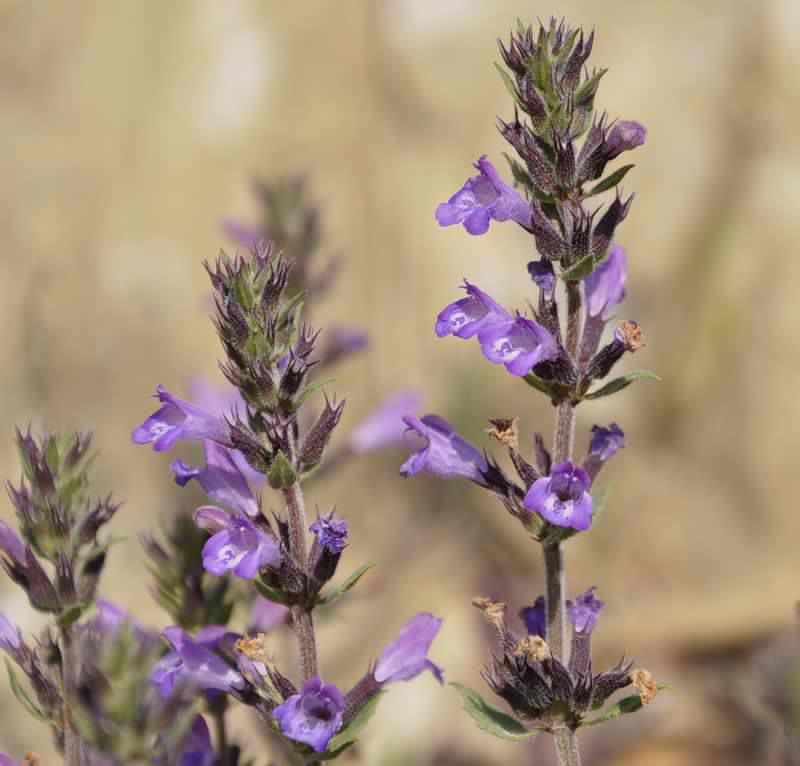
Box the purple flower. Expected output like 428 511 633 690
151 626 245 699
249 597 289 633
0 755 18 766
176 715 215 766
519 596 546 638
523 461 594 531
310 514 349 554
132 385 230 452
172 440 258 518
584 245 627 320
374 613 444 685
567 587 605 635
400 415 488 486
0 613 20 652
435 156 532 235
0 522 27 565
272 677 345 753
477 316 559 376
349 391 422 453
221 218 264 250
194 507 280 579
435 282 512 340
606 121 647 156
590 424 625 462
527 260 556 294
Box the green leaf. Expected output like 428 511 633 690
326 691 385 753
294 377 336 410
585 164 635 197
450 683 540 741
304 741 357 763
581 685 669 727
5 661 48 722
560 250 601 282
267 450 297 490
583 371 661 400
254 578 288 605
494 63 523 109
523 372 560 401
317 563 374 606
57 602 89 628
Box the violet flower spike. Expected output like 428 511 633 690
435 281 512 340
131 385 230 452
400 415 488 486
477 315 559 376
435 155 532 235
272 677 345 753
151 626 245 699
194 507 281 579
585 244 627 320
172 439 258 517
349 391 423 453
310 514 349 554
523 461 594 531
374 612 444 685
519 596 546 639
567 587 605 635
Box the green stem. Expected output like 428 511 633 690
554 728 583 766
60 625 83 766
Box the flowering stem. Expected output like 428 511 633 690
59 625 83 766
554 728 583 766
546 279 583 766
282 481 320 681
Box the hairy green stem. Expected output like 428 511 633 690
545 280 583 766
554 728 583 766
60 625 83 766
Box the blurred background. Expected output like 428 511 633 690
1 0 799 763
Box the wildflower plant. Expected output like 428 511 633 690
402 17 662 766
0 181 441 765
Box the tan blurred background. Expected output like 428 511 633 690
2 0 800 763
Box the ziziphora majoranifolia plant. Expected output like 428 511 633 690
131 222 444 761
402 17 662 766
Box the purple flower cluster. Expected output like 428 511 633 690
436 282 558 377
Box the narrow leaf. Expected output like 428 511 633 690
582 685 669 727
585 164 635 197
494 63 523 109
450 683 540 741
584 371 661 400
523 373 560 400
328 691 385 751
560 251 600 282
317 563 374 606
254 579 288 605
5 661 47 722
590 484 611 519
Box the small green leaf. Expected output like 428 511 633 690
267 450 297 490
560 250 600 282
494 63 523 109
294 377 336 410
327 691 385 752
57 603 89 628
523 372 561 401
581 685 669 727
450 683 540 741
317 563 374 606
5 661 48 722
254 578 288 605
303 741 357 763
583 371 661 400
585 164 635 197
